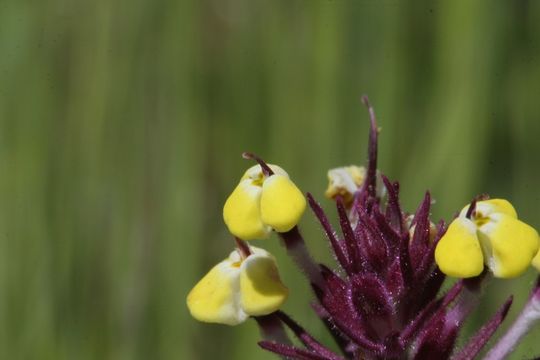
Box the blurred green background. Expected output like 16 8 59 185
1 0 540 359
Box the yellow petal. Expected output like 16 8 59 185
241 164 289 183
260 174 306 232
532 248 540 272
483 199 518 218
435 218 484 278
240 249 288 316
186 258 247 325
478 214 540 278
460 199 518 219
223 180 271 240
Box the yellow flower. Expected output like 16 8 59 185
223 164 306 240
435 199 540 278
325 166 366 203
187 246 288 325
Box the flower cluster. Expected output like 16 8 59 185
187 154 306 325
187 96 540 359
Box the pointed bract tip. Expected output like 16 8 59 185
361 95 370 107
359 94 379 199
361 95 378 130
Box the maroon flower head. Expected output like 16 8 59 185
259 97 514 360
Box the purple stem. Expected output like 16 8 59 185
483 277 540 360
279 226 325 289
447 273 489 326
254 312 292 346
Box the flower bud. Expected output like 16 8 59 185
325 166 366 203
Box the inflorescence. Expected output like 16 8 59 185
187 96 540 360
